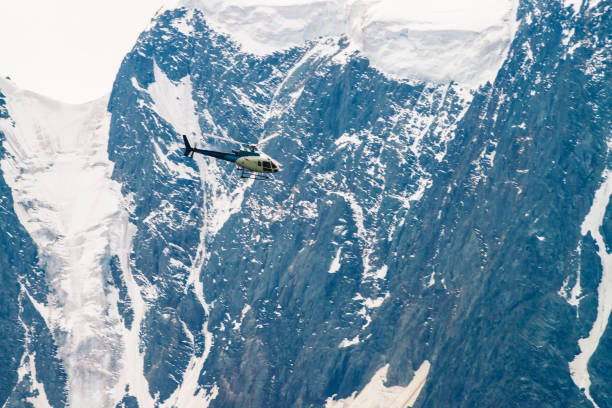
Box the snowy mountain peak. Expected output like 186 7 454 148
164 0 519 89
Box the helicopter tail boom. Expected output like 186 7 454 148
182 135 239 162
183 135 194 157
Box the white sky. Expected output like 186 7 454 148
0 1 167 104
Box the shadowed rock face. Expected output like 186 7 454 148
0 0 610 407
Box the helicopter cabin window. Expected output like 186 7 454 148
263 161 272 171
258 161 261 166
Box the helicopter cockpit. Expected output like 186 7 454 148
259 159 280 173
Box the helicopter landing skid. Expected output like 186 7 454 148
239 168 272 180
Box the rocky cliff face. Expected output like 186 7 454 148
0 0 610 407
107 7 473 406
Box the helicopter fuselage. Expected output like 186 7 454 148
234 151 280 173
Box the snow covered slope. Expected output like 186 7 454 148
167 0 519 89
0 79 147 407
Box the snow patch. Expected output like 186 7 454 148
333 191 373 274
563 0 583 12
354 292 388 309
339 335 360 348
329 247 342 274
326 360 431 408
297 200 319 218
587 0 602 9
149 61 201 138
374 265 388 280
569 170 612 408
232 304 252 330
559 257 582 311
335 133 362 149
562 28 575 46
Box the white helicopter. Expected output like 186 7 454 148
183 133 281 180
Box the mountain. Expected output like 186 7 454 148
0 0 610 407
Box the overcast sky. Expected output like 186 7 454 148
0 0 167 104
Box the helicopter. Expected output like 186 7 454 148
182 133 281 180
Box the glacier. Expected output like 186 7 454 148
168 0 519 89
0 0 611 407
0 78 145 407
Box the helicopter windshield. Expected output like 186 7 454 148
261 160 280 173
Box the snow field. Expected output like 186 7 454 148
171 0 518 89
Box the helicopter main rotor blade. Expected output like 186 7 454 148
201 132 245 146
200 131 279 149
258 132 279 146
